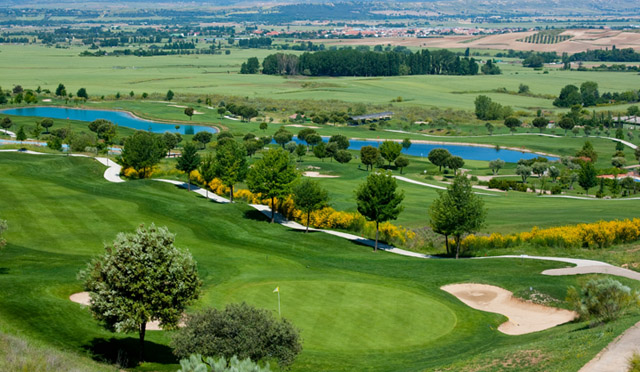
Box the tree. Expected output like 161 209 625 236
428 148 451 172
217 107 227 119
177 354 271 372
244 139 262 158
246 148 298 223
516 164 532 183
240 57 260 74
40 118 54 134
297 128 317 143
162 132 181 155
259 122 268 131
446 156 464 175
558 117 575 136
273 128 293 149
31 121 43 139
285 141 297 153
401 138 412 150
16 126 26 144
554 84 582 107
88 119 117 144
334 149 352 164
172 303 302 368
198 154 217 198
166 90 175 101
329 134 349 150
1 117 12 130
532 117 549 133
185 107 195 120
360 146 378 171
79 224 201 362
293 179 329 232
325 142 338 162
612 156 626 169
177 142 201 191
379 141 402 166
55 83 66 97
504 116 521 134
485 122 494 135
215 141 248 202
312 142 327 161
295 144 306 161
577 141 598 162
429 176 486 259
306 134 322 148
77 88 88 99
355 171 404 251
193 132 213 150
121 131 165 178
548 166 560 182
578 161 598 196
489 159 505 175
532 162 548 177
567 278 639 323
580 81 600 107
394 156 409 174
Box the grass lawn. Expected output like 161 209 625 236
1 152 639 371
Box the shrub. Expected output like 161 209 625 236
567 278 639 323
628 352 640 372
171 303 302 368
178 354 270 372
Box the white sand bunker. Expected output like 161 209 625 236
70 292 166 331
285 124 320 128
441 283 576 335
303 171 339 178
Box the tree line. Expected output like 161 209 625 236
252 48 482 77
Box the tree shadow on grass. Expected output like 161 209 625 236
83 337 177 368
243 209 270 222
0 268 8 275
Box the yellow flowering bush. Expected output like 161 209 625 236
462 218 640 251
123 167 139 179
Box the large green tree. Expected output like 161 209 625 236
329 134 350 150
79 224 201 362
246 148 299 223
177 142 201 191
428 148 451 172
379 141 402 166
214 140 248 202
578 161 598 196
360 146 378 171
293 179 329 232
355 171 404 251
429 176 486 259
121 131 166 178
198 153 217 198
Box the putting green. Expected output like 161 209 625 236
220 280 456 351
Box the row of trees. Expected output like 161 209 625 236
257 49 483 77
554 81 640 107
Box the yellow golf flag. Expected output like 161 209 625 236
273 286 279 293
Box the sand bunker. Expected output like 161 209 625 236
168 104 188 108
285 124 320 129
70 292 166 331
441 283 576 335
303 171 339 178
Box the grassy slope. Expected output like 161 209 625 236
0 153 638 371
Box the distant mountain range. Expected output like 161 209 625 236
2 0 640 17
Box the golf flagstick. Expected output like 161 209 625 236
273 286 280 316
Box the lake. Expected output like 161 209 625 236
0 107 218 135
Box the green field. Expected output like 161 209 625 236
1 152 639 371
1 44 639 113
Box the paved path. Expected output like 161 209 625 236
95 157 125 183
540 195 640 201
394 175 503 196
0 129 16 138
154 179 230 203
579 321 640 372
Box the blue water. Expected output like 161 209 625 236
281 137 557 163
0 107 218 135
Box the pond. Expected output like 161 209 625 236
282 137 558 163
0 107 218 135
